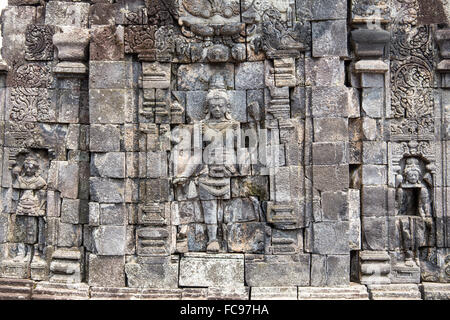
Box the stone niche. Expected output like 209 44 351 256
0 0 448 300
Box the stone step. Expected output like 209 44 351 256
251 287 297 300
0 278 33 300
420 283 450 300
207 287 249 300
32 282 90 300
297 283 369 300
367 284 422 300
181 288 208 300
90 287 182 300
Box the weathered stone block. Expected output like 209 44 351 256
90 25 124 61
179 253 244 288
327 255 350 286
90 177 124 203
311 86 349 117
92 226 126 256
88 255 125 288
48 161 79 199
305 57 345 86
348 189 361 250
235 62 265 90
361 186 388 217
245 254 310 287
290 87 307 118
91 152 126 178
312 142 348 165
310 254 327 286
297 0 348 20
90 125 121 152
226 223 265 253
362 217 388 250
312 20 348 57
147 151 168 178
125 256 179 289
0 214 9 243
45 2 90 28
2 6 36 62
362 88 384 118
90 61 135 89
90 89 134 124
361 73 384 88
177 64 234 91
307 221 349 254
312 165 349 192
311 254 350 287
57 222 82 247
322 191 348 221
361 165 387 185
89 3 118 26
61 199 88 224
362 117 378 140
89 202 100 226
362 141 387 164
314 118 348 142
99 204 127 226
224 197 261 223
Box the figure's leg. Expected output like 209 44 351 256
201 200 220 252
32 218 46 265
13 243 27 262
399 218 415 266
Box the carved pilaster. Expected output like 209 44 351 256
52 27 90 76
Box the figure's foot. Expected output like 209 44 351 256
31 254 45 267
405 258 415 267
206 240 220 253
12 254 26 263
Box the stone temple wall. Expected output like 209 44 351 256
0 0 449 300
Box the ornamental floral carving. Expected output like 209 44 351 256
25 25 55 61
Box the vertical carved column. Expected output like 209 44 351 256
121 19 180 287
436 28 450 272
351 25 391 284
0 4 8 273
48 27 90 283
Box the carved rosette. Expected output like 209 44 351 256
25 25 55 61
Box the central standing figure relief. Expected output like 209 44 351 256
172 74 241 253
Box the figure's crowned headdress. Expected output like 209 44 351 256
204 74 233 120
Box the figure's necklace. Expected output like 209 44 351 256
21 175 40 186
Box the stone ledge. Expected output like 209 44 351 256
32 282 90 300
90 287 182 300
367 284 422 300
420 283 450 300
298 283 369 300
251 287 297 300
1 278 450 300
0 278 33 300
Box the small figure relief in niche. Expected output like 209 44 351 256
172 74 241 253
395 156 435 268
13 152 47 217
7 151 47 267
